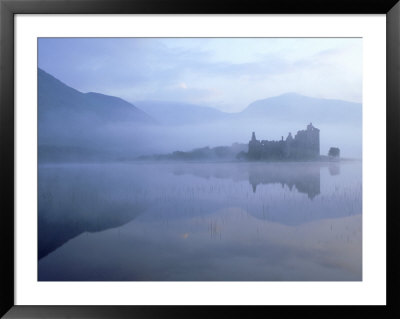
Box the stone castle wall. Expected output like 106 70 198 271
248 123 320 160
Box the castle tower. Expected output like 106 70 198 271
248 131 261 159
306 123 319 157
284 132 293 158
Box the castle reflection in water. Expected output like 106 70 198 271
174 162 341 200
250 163 341 199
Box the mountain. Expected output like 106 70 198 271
239 92 361 125
38 68 155 124
134 94 362 127
133 100 227 125
38 68 158 162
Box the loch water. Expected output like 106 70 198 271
38 161 362 281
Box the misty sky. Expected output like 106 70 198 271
38 38 362 113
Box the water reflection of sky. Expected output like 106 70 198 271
38 161 362 281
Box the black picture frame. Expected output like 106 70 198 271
1 0 399 318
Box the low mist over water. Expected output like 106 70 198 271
38 161 361 281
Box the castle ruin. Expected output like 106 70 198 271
248 123 320 160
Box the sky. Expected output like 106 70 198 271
38 38 362 113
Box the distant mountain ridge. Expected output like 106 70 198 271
134 93 361 126
38 68 156 124
39 68 361 127
133 100 226 126
239 92 361 124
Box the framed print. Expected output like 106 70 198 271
1 0 399 318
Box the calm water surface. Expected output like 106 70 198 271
38 161 362 281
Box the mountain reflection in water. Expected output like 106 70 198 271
38 161 361 281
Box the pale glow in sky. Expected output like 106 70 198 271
38 38 362 112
